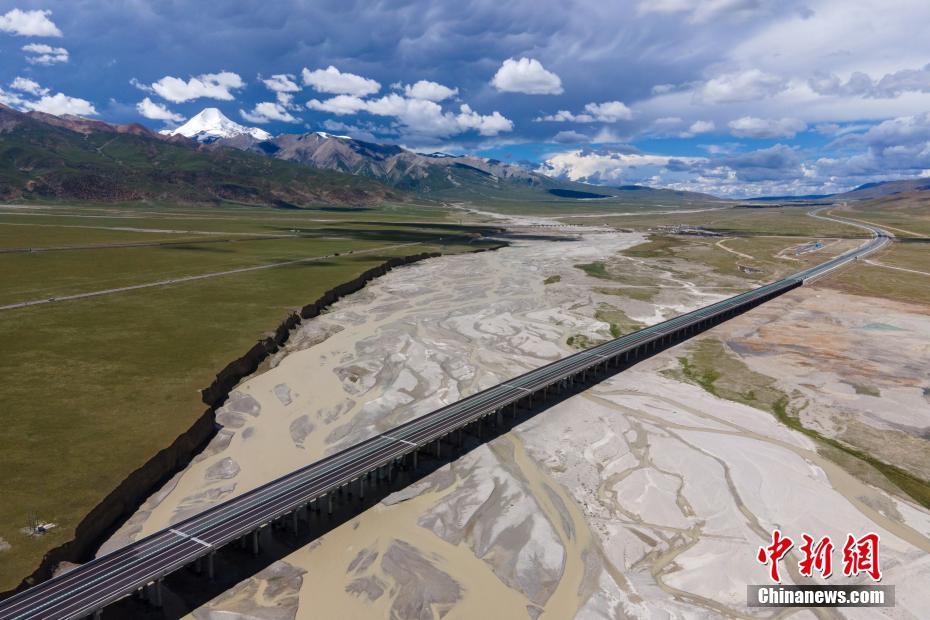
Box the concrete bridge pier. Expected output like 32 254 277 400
251 529 260 556
144 580 163 608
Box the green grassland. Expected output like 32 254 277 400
562 204 865 237
618 234 860 283
819 243 930 306
0 202 499 589
837 193 930 236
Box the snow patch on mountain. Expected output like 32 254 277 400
315 131 351 140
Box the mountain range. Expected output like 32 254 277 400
0 104 396 206
7 104 924 208
164 108 720 204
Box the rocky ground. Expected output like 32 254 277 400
101 216 930 619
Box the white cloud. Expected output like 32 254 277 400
308 93 512 137
10 77 48 96
302 66 380 97
584 101 632 122
402 80 458 102
728 116 807 138
695 69 787 104
139 71 245 103
240 101 299 124
814 122 870 137
809 64 930 99
640 117 715 138
262 74 300 93
688 120 715 134
260 74 301 108
24 93 97 117
307 94 369 115
454 104 513 136
700 143 743 155
591 127 628 143
0 8 61 37
136 97 185 123
540 149 704 183
491 57 563 95
0 87 27 108
22 43 68 65
537 100 631 123
552 130 589 143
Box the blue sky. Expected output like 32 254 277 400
3 1 930 197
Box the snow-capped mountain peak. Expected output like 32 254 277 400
160 108 271 142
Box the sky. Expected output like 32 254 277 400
3 1 930 197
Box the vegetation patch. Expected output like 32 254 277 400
820 244 930 306
621 235 683 259
594 304 643 338
543 275 561 285
574 261 611 279
849 382 881 397
566 334 606 349
594 285 658 302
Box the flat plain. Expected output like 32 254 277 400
0 201 499 590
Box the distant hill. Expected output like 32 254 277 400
747 177 930 203
835 178 930 200
606 184 721 202
746 194 833 202
0 104 399 206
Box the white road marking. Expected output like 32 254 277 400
382 434 418 447
169 529 213 549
